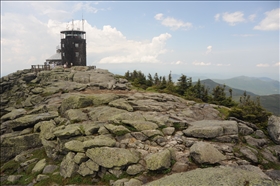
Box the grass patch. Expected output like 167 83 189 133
0 160 20 175
215 106 230 119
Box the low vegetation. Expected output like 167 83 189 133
124 70 272 126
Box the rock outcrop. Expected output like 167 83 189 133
0 67 279 186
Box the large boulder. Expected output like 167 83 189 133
60 95 93 115
83 135 116 148
86 147 140 168
121 120 158 131
1 108 26 122
2 111 58 131
145 149 171 171
64 109 88 123
190 142 226 164
268 115 280 144
1 133 42 162
60 152 78 178
144 165 278 186
183 120 238 140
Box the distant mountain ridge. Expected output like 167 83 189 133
198 79 280 116
213 76 280 95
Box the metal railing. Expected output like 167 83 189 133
31 65 51 73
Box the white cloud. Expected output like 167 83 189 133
254 8 280 31
171 60 183 65
98 32 172 64
214 14 220 21
1 12 172 76
248 14 256 22
192 61 211 66
256 63 270 67
222 11 245 26
154 13 163 20
206 46 212 54
73 2 97 13
274 62 280 66
216 63 231 66
154 13 192 30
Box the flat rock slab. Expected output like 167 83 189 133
86 147 140 168
183 120 238 139
144 165 278 186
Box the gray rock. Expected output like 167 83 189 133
1 108 26 122
24 95 43 107
83 135 116 148
74 152 88 164
144 165 276 186
255 130 266 138
64 109 88 123
1 133 42 163
238 123 254 135
122 120 158 131
60 95 93 115
244 135 267 148
53 124 83 138
261 149 278 162
109 98 133 112
7 175 23 183
20 158 38 167
105 124 130 136
2 111 58 131
86 147 140 168
36 174 49 182
268 115 280 144
31 87 44 94
190 142 226 164
113 178 130 186
35 120 56 140
65 140 85 152
32 158 46 173
43 165 58 174
60 152 78 178
145 149 171 171
183 120 238 139
131 132 148 141
77 159 99 176
142 130 163 138
171 162 189 173
124 178 143 186
265 170 280 181
240 146 258 163
126 164 145 175
162 127 175 136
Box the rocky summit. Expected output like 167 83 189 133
0 66 280 186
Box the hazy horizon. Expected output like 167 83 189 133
1 1 279 81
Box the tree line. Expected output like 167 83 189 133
124 70 271 126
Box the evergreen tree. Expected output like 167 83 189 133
176 74 192 95
146 73 154 87
154 73 160 86
229 91 271 127
160 76 167 89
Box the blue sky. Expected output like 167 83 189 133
1 1 279 80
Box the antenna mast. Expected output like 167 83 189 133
82 13 84 31
72 19 74 30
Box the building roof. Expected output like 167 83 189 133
46 51 61 61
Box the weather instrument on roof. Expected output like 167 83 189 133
60 20 86 67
